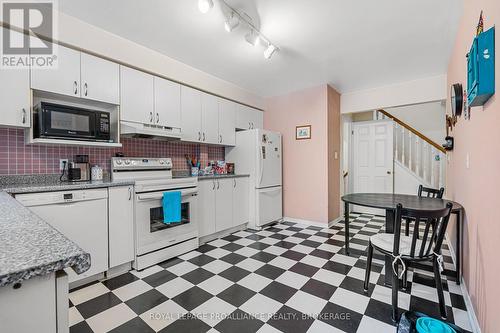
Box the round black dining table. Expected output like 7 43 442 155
341 193 464 286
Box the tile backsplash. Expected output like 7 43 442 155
0 128 225 175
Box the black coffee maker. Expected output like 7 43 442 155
62 155 91 182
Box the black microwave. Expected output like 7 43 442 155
34 102 111 142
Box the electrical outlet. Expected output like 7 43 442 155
59 159 68 171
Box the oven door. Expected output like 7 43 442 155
135 187 198 255
39 103 96 140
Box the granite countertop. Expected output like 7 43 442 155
0 191 91 287
173 171 250 180
0 174 135 194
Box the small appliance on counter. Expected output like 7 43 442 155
61 155 91 182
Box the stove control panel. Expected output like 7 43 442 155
111 157 173 170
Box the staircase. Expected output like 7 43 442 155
376 109 446 189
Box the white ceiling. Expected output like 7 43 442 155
58 0 462 98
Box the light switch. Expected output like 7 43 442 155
334 151 338 160
466 153 470 169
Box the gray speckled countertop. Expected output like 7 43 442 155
0 174 135 287
1 175 135 195
173 171 249 181
0 191 90 287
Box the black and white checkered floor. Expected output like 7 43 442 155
68 213 472 333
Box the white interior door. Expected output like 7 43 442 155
352 120 393 214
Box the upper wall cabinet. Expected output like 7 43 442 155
201 93 220 144
120 66 154 124
218 98 236 146
0 28 30 128
31 45 81 98
31 44 120 104
181 86 203 142
154 77 181 129
236 105 263 130
80 53 120 104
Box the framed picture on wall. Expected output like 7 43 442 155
296 125 311 140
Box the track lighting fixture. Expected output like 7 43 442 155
198 0 213 14
224 11 240 32
245 29 260 46
264 44 278 59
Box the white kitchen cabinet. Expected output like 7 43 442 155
181 86 203 142
154 77 181 129
31 44 81 98
198 179 216 237
201 93 219 144
215 178 233 232
0 272 68 333
120 66 154 124
233 177 249 226
81 53 120 104
0 29 30 128
218 99 236 146
236 105 264 130
108 186 135 268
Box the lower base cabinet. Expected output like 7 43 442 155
198 177 249 238
108 185 135 268
0 271 68 333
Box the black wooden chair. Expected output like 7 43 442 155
405 185 445 236
363 202 453 322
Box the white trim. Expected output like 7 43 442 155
283 216 341 228
460 277 481 333
444 235 481 333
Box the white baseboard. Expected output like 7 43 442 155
283 216 340 228
460 277 481 333
444 234 481 333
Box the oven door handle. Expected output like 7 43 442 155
136 189 198 201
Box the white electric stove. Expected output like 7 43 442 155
111 157 198 270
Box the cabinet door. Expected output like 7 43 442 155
198 180 216 237
235 104 252 130
0 28 30 128
120 66 154 124
215 178 234 232
108 186 135 268
233 177 249 226
218 99 236 146
154 77 181 129
181 86 202 142
81 53 120 104
201 93 219 144
250 108 264 129
31 44 81 98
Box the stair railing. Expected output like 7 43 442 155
376 109 446 189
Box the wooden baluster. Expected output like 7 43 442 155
401 127 405 165
430 147 436 188
408 131 412 171
394 123 399 162
422 144 427 182
415 137 420 177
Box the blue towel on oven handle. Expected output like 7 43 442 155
163 191 181 224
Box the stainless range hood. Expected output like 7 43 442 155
120 121 182 140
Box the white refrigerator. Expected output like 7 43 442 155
225 129 282 229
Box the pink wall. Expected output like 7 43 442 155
265 85 341 224
0 128 224 175
446 1 499 331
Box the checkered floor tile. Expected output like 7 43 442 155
68 213 472 333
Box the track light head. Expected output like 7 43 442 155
224 12 239 32
264 44 278 59
245 30 260 46
198 0 214 13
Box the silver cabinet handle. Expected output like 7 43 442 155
217 180 220 189
248 122 251 129
84 83 88 96
251 122 255 129
73 81 78 95
212 180 215 190
150 112 153 123
198 131 201 141
156 113 159 124
22 108 26 124
219 134 222 143
128 187 132 200
203 132 206 141
233 179 236 188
